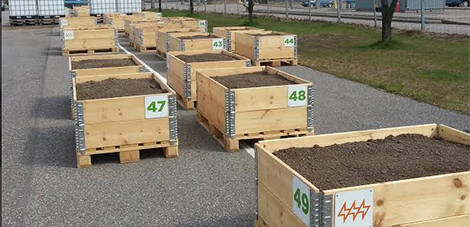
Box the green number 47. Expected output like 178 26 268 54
294 188 309 215
289 90 306 101
147 101 166 112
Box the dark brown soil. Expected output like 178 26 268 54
177 53 240 63
273 134 470 190
72 59 137 70
179 34 219 39
213 72 295 89
77 78 166 100
251 32 284 36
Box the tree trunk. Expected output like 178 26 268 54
248 0 255 24
380 0 398 44
159 0 162 12
190 0 194 14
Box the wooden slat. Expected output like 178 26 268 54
438 124 470 145
196 72 227 133
398 214 470 227
235 107 307 134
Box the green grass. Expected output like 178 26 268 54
158 10 470 115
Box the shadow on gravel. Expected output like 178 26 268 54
23 125 76 168
33 96 71 120
44 47 63 56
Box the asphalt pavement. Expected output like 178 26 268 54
2 11 470 226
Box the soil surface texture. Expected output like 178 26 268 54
77 78 166 100
179 35 219 39
177 53 240 63
274 134 470 190
72 59 137 70
251 32 285 36
213 72 295 89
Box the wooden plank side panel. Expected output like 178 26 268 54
63 39 116 50
84 117 170 149
234 86 288 112
234 32 255 59
397 214 470 227
258 182 307 227
82 96 146 124
167 71 186 99
258 124 439 152
74 66 141 77
66 29 115 39
235 107 307 134
196 72 227 133
326 172 470 227
75 72 151 83
438 124 470 145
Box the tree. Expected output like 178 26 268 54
159 0 162 12
190 0 194 14
380 0 399 44
243 0 255 24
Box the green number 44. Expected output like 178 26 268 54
294 188 309 215
285 38 294 44
213 41 223 48
289 90 306 101
147 101 166 112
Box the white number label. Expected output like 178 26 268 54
156 12 162 18
335 189 373 227
145 96 169 119
293 175 310 226
284 35 295 47
63 30 74 40
198 20 207 28
86 9 90 14
212 38 224 50
60 19 68 27
287 85 308 107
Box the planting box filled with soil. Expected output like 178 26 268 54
69 54 143 78
196 66 313 151
60 16 96 29
255 124 470 227
168 32 226 52
61 26 118 55
132 23 184 52
72 72 178 168
167 17 208 33
155 28 200 57
167 50 251 110
235 30 298 66
213 26 265 52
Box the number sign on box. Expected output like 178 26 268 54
293 175 310 226
287 85 308 107
63 30 74 40
198 20 207 28
284 36 295 47
145 95 169 119
212 38 224 50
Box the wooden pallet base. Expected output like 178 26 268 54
252 58 298 67
39 19 52 25
197 113 313 151
76 141 178 168
175 92 196 110
136 44 157 53
62 47 119 56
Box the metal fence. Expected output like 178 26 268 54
143 0 470 35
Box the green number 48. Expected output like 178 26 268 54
289 90 306 101
294 188 309 214
147 101 166 112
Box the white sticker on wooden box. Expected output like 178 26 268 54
287 85 308 107
212 38 224 50
335 189 373 227
145 95 169 119
63 30 74 40
292 175 310 226
284 35 295 47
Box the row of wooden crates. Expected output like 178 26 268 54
69 54 179 168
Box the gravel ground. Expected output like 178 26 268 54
2 10 469 226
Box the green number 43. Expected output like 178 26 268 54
213 41 223 48
147 101 166 112
289 90 306 101
294 188 309 215
285 38 294 44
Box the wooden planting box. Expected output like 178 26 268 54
168 33 226 52
61 26 118 56
124 18 159 36
132 23 184 52
196 66 314 151
74 6 90 17
164 17 207 33
68 54 144 78
235 31 298 67
167 50 251 110
213 26 265 52
72 72 178 168
155 28 198 58
60 17 96 29
255 124 470 227
133 12 162 19
104 13 126 32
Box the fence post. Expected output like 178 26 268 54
420 0 425 30
309 1 312 21
224 0 227 13
337 0 341 23
267 0 270 17
285 0 289 17
204 0 207 11
373 0 377 27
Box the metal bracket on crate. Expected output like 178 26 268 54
183 64 192 99
69 71 76 79
254 145 259 217
115 30 119 43
294 36 298 58
165 34 170 52
74 102 86 155
310 192 333 227
253 37 260 61
168 95 178 145
225 90 236 139
226 31 232 51
139 66 148 73
246 61 252 67
307 85 314 132
180 40 185 51
223 38 227 50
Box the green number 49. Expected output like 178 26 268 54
147 101 166 112
294 188 309 215
213 41 223 48
285 38 294 44
289 90 306 101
